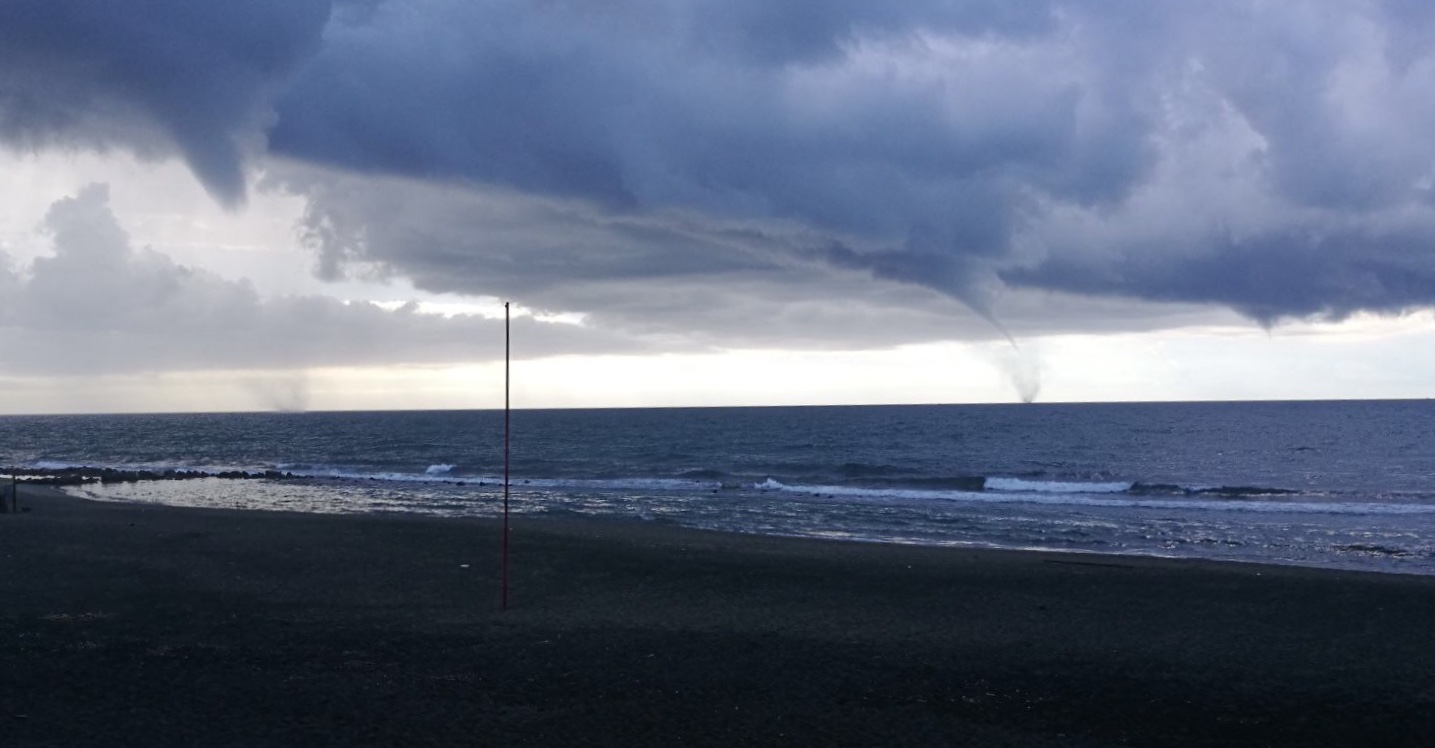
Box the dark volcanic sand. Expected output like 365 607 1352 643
3 487 1435 747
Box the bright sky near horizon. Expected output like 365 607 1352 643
4 1 1435 414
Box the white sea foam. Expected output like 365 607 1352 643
747 479 1435 516
425 464 455 475
32 460 85 470
326 469 497 484
519 476 720 492
986 477 1132 494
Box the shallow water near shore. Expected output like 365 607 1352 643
5 400 1435 574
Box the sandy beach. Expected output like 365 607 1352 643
4 486 1435 746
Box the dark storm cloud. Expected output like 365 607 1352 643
1006 224 1435 326
6 1 1435 335
259 0 1149 337
274 163 1216 349
0 0 331 205
267 0 1120 239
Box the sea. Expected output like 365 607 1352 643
5 400 1435 575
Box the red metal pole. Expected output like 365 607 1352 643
502 301 511 610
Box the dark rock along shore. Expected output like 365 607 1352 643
4 466 299 487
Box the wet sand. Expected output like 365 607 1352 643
4 486 1435 746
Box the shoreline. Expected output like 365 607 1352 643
57 481 1435 579
6 487 1435 745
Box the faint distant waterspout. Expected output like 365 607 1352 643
245 371 310 413
991 342 1042 404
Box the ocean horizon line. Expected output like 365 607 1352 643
0 395 1430 419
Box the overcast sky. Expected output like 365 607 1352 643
3 0 1435 413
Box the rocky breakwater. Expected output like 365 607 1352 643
3 466 298 487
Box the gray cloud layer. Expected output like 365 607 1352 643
0 185 640 376
5 1 1435 335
